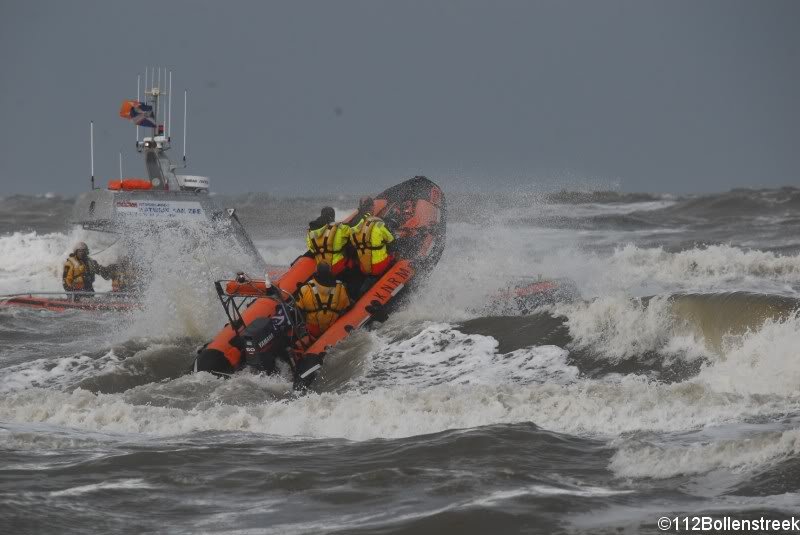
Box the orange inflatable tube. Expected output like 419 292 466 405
305 260 414 356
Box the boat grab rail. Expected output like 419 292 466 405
0 291 136 301
213 280 303 336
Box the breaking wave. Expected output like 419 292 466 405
2 186 800 495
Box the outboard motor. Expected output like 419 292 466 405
235 309 292 374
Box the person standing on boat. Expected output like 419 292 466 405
306 206 353 276
62 242 111 295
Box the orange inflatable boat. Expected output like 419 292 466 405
0 291 138 312
193 176 447 387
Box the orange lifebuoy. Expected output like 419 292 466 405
224 280 268 296
107 179 153 191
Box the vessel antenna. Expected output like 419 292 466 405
152 67 157 135
183 89 188 164
144 67 149 138
119 150 123 179
90 121 95 190
157 67 163 125
162 67 167 126
136 74 141 143
168 71 172 138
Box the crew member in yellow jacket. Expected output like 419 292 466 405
296 262 351 338
350 197 395 277
62 242 111 294
107 256 138 293
306 207 352 276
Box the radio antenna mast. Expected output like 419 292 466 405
90 121 95 190
183 89 188 164
136 74 141 143
168 71 172 137
157 67 162 125
162 67 167 126
119 150 123 178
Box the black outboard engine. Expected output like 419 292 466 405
234 308 292 374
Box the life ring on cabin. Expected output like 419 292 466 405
107 178 153 191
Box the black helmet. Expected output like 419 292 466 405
314 262 335 287
320 206 335 223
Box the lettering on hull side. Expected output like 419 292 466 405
370 265 413 303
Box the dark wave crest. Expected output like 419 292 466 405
460 291 800 382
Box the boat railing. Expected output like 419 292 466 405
213 279 302 335
0 291 136 301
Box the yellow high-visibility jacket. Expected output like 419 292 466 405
296 279 350 337
63 254 103 291
307 223 351 274
350 215 394 275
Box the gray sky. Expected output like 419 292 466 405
1 0 798 195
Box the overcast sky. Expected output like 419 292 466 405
1 0 797 195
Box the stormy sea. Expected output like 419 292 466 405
1 186 799 534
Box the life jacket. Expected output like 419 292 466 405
62 254 92 291
296 279 350 337
350 215 395 275
306 223 350 274
111 265 134 292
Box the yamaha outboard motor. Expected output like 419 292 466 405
235 312 292 374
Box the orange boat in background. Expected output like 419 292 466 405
193 176 447 388
0 291 137 312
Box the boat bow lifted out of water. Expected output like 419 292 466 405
193 176 447 388
71 71 264 268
